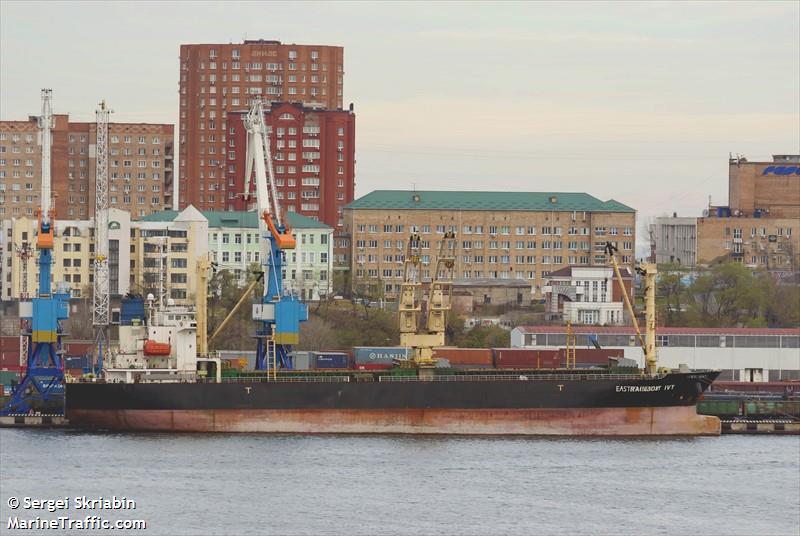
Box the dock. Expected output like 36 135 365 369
721 419 800 435
0 415 69 428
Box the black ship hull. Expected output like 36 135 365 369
66 371 721 436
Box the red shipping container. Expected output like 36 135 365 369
0 352 22 367
432 348 493 366
64 342 93 357
558 348 624 365
66 368 84 378
356 363 393 371
493 348 560 369
0 365 24 373
0 336 21 353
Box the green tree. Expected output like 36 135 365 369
451 324 510 348
656 263 689 326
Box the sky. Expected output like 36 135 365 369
1 1 798 252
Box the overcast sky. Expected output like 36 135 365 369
2 1 798 249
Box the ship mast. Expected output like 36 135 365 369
605 242 658 376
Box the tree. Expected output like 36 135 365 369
656 263 689 326
453 324 510 348
207 264 263 351
296 316 338 351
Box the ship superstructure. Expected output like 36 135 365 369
103 296 219 384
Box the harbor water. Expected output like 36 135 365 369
1 430 798 535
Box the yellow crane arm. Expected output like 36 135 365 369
208 275 262 346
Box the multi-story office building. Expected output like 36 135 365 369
650 155 800 272
0 114 174 219
698 155 799 272
651 215 697 266
541 265 633 325
0 208 131 300
344 190 637 300
140 209 334 301
178 39 345 211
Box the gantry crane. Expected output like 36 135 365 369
605 242 658 376
92 100 111 373
2 89 70 415
398 231 457 366
243 98 307 376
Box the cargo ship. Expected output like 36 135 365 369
67 320 720 436
67 368 720 435
65 247 721 436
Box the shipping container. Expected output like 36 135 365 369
0 352 22 367
65 368 84 378
557 348 624 365
120 298 146 326
493 348 560 369
356 363 393 371
312 352 349 369
0 370 21 386
216 351 256 370
291 351 312 370
354 346 410 366
432 348 494 367
64 356 91 370
64 342 93 357
0 336 22 353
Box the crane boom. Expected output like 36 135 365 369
92 101 111 369
605 242 658 376
39 89 53 228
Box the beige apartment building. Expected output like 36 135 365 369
344 191 636 300
129 206 208 305
0 114 174 220
0 209 132 301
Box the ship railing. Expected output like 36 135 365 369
378 373 644 382
198 375 351 384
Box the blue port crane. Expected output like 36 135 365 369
1 90 70 416
242 98 308 376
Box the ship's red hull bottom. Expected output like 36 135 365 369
68 407 721 436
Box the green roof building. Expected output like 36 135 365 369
344 190 637 300
142 207 333 301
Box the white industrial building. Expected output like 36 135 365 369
511 325 800 382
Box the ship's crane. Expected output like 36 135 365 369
398 231 457 366
92 100 111 373
605 242 658 376
242 98 307 376
1 89 70 416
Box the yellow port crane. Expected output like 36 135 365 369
398 231 457 367
605 242 658 376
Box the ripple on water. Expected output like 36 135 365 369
0 431 798 536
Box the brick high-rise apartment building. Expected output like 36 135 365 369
178 40 345 211
227 102 355 227
0 114 174 220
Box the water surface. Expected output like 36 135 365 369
1 430 798 535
